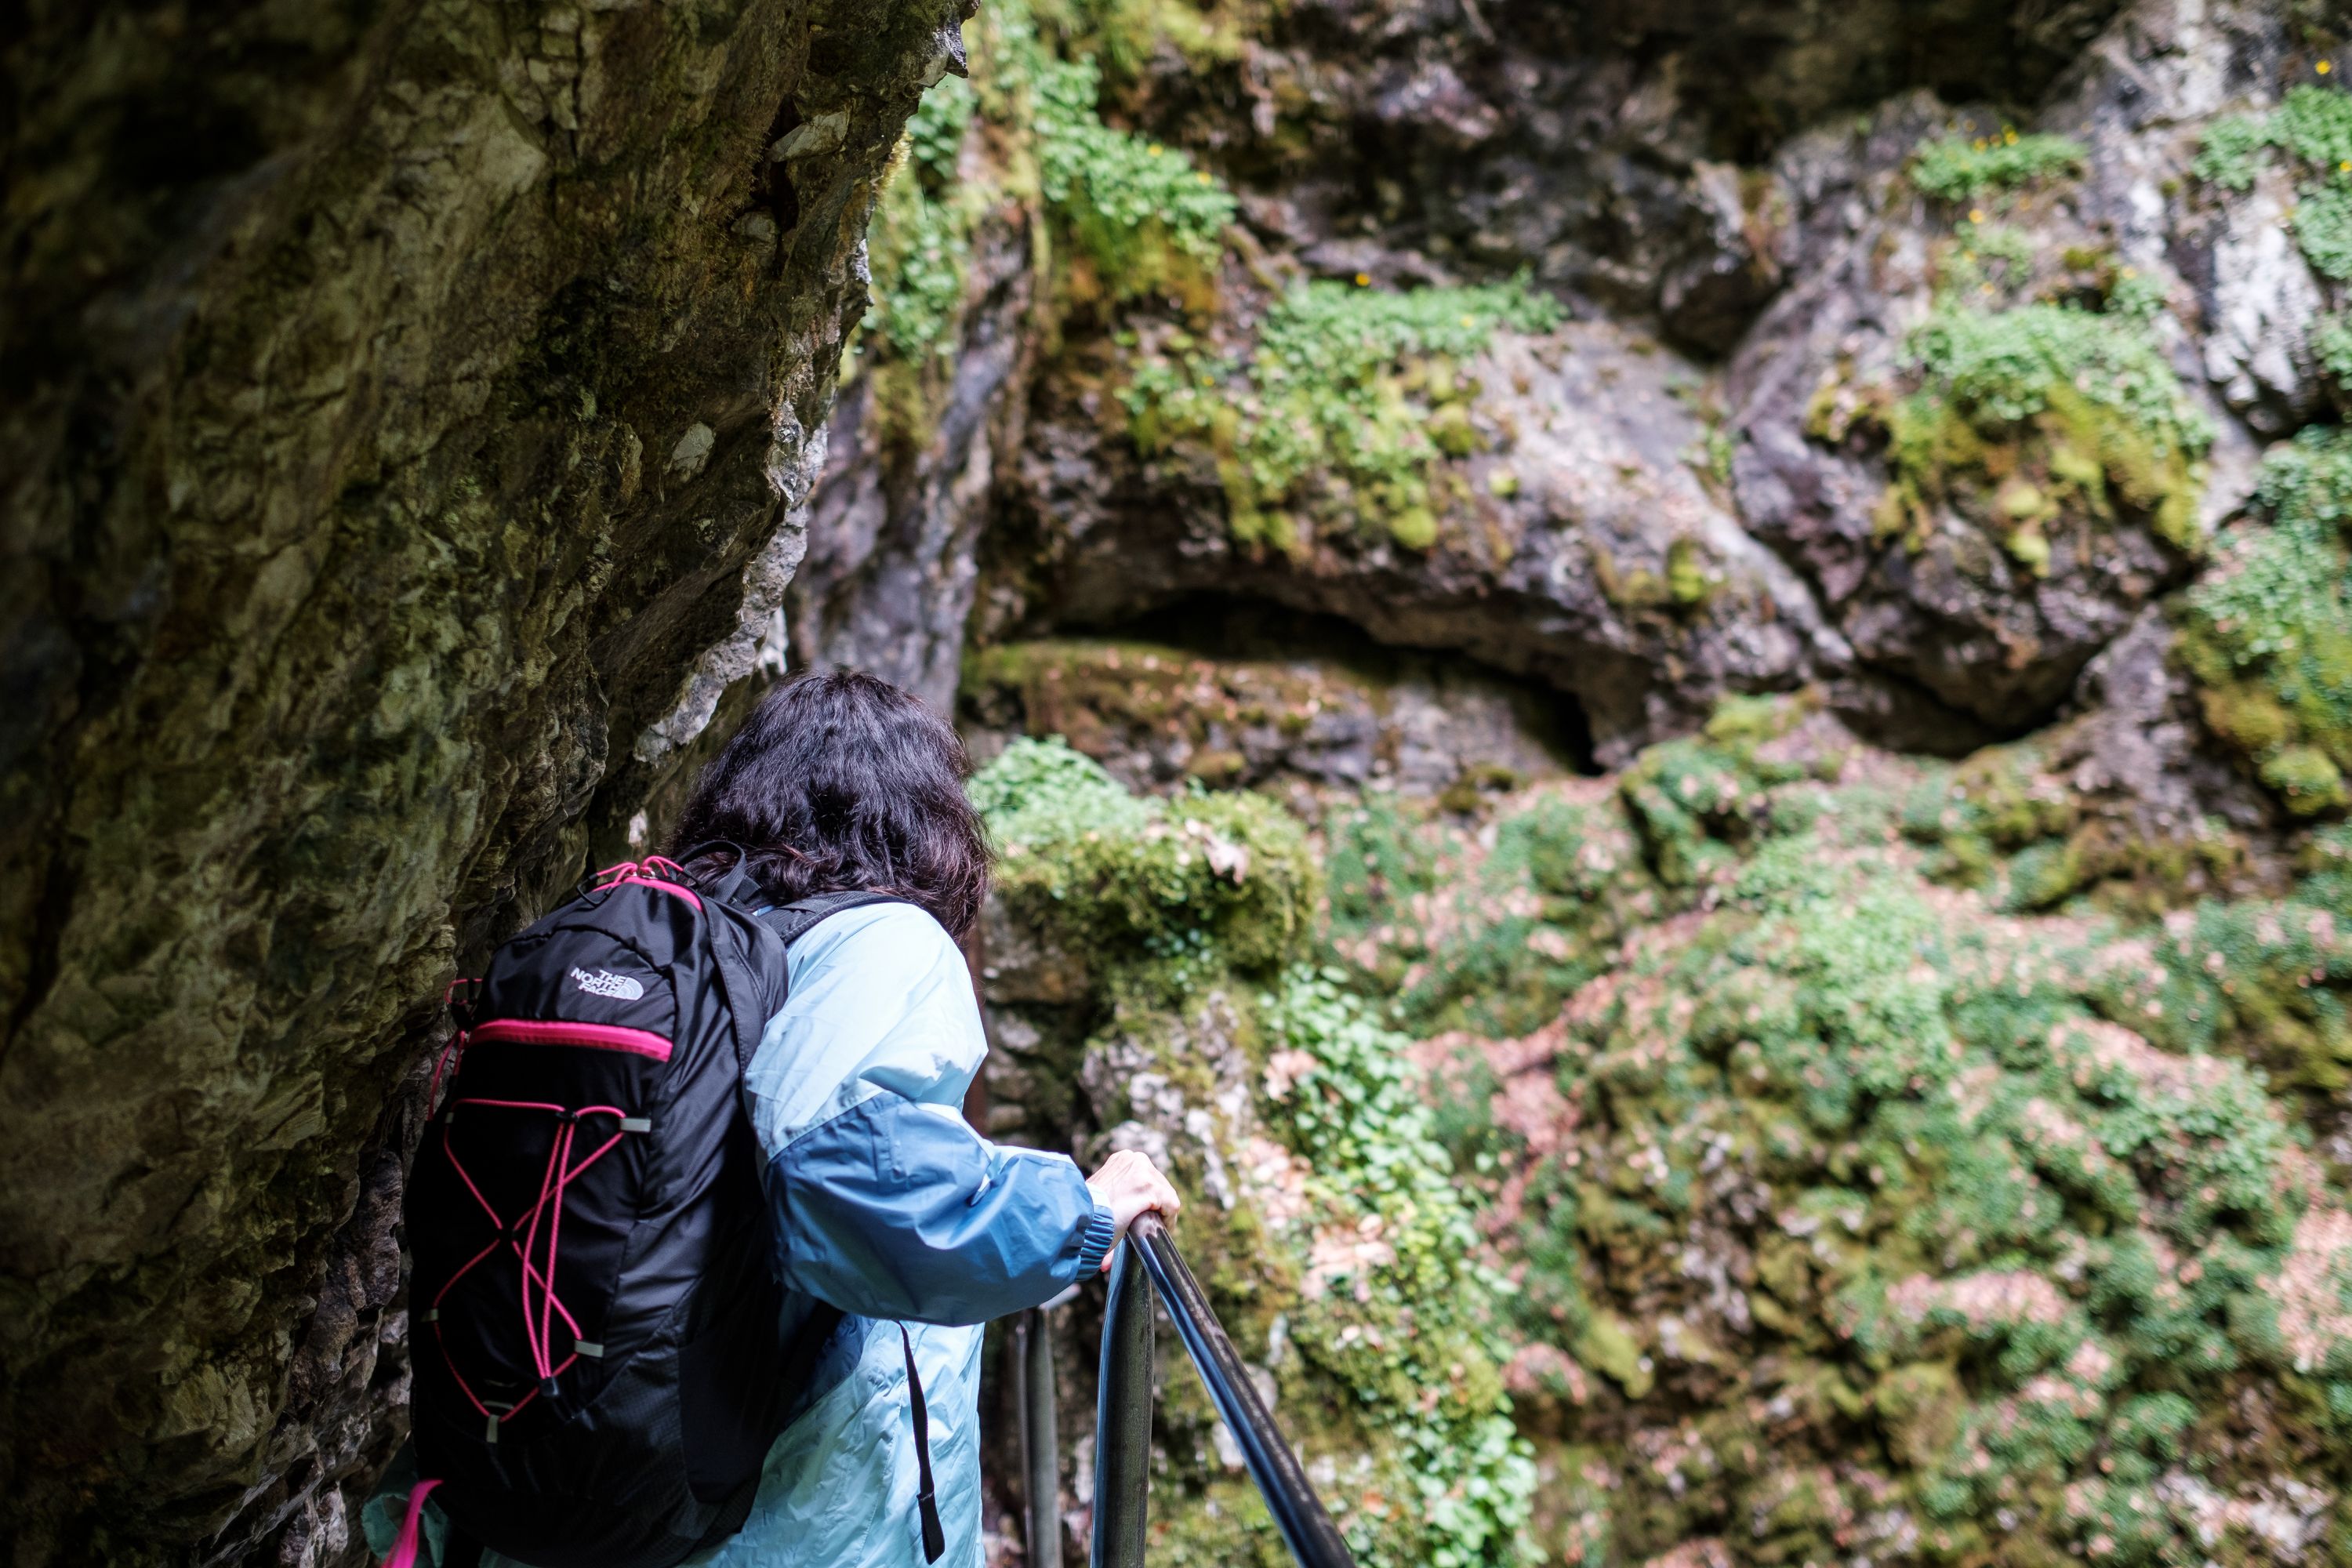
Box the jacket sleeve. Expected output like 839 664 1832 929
743 901 1116 1327
771 1096 1117 1325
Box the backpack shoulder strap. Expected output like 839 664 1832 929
758 890 909 949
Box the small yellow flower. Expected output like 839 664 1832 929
1146 143 1163 157
1973 137 1988 151
2321 59 2335 74
1196 171 1212 184
1969 208 1986 223
2004 129 2019 144
1459 314 1475 328
1354 271 1371 287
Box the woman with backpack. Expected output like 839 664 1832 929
369 670 1181 1568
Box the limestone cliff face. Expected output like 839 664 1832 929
793 2 2352 1564
0 3 965 1562
812 0 2318 777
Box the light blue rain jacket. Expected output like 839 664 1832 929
366 901 1114 1568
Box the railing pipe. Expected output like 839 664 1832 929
1016 1308 1065 1568
1090 1237 1155 1568
1092 1212 1356 1568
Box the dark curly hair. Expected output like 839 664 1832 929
670 669 990 938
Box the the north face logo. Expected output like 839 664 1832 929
571 967 646 1002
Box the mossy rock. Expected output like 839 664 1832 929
2179 426 2352 820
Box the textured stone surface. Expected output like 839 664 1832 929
791 0 2316 773
0 2 963 1561
980 318 1845 767
10 0 2351 1563
961 632 1586 798
790 203 1037 710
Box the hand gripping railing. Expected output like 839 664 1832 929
1090 1212 1357 1568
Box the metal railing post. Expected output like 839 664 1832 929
1090 1239 1155 1568
1121 1214 1355 1568
1017 1307 1065 1568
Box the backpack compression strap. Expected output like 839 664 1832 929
757 889 909 949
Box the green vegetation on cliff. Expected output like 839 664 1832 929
1121 277 1563 552
974 739 1534 1568
1873 296 2210 565
860 77 980 437
2180 425 2352 816
855 0 1238 446
1324 782 1657 1040
977 604 2352 1562
1296 692 2352 1566
2195 82 2352 278
1911 130 2085 201
978 735 1315 972
1033 53 1235 296
1803 130 2215 580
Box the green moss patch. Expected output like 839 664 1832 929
852 0 1241 445
977 737 1316 975
1120 278 1563 551
2180 426 2352 816
1323 782 1657 1040
969 740 1534 1567
1032 52 1235 299
1416 708 2349 1566
1873 299 2210 561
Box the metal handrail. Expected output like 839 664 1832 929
1091 1212 1357 1568
1015 1307 1064 1568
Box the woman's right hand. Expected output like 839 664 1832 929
1084 1150 1183 1269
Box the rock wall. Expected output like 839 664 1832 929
807 0 2324 773
8 0 2352 1563
782 0 2352 1564
0 2 966 1562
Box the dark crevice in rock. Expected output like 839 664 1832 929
760 96 803 237
1085 593 1603 777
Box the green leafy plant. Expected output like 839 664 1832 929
969 741 1534 1568
979 736 1317 972
2190 86 2352 279
1323 784 1653 1038
1911 130 2085 201
1032 54 1235 297
862 170 972 368
855 0 1243 444
1262 971 1537 1568
855 74 985 445
2195 111 2274 191
1416 699 2335 1565
2314 310 2352 385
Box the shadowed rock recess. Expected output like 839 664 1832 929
0 2 966 1562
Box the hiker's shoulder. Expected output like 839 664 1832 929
787 898 960 984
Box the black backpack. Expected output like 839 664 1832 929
396 856 931 1568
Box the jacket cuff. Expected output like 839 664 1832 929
1073 1205 1120 1278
